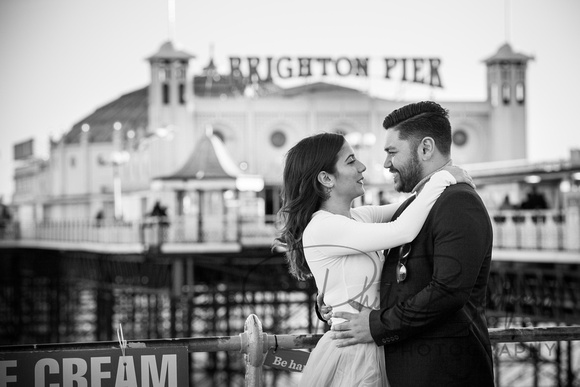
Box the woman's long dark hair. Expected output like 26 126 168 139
274 133 345 281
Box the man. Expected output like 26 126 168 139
330 101 495 386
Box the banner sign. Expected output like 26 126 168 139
263 348 310 373
228 56 443 87
13 139 34 161
0 346 189 387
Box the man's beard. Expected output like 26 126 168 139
392 153 422 193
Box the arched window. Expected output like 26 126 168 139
515 82 525 104
162 83 170 105
500 62 510 82
158 66 169 82
176 65 186 81
502 83 511 105
179 83 185 104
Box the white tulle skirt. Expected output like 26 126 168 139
298 331 389 387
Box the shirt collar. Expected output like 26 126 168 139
411 159 453 194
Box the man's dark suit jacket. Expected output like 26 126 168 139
369 183 495 387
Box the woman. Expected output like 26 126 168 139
274 133 469 387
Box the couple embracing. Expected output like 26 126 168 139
275 101 495 386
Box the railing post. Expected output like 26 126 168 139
240 314 267 387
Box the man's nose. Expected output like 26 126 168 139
384 157 392 169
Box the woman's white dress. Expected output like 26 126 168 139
298 170 455 387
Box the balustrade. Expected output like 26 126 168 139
489 209 578 252
0 215 278 247
1 209 579 255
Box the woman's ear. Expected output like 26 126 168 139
317 171 334 188
418 137 435 160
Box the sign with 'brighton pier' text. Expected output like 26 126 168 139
0 347 188 387
228 56 443 87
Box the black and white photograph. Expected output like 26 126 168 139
1 0 579 386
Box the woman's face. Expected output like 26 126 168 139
330 141 367 201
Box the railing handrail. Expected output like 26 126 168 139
3 215 278 247
2 322 579 354
2 315 578 387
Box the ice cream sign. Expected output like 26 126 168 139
0 347 188 387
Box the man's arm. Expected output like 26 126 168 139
333 188 492 346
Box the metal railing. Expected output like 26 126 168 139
1 314 579 387
489 209 579 251
0 216 277 248
1 209 579 254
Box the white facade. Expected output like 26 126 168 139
12 41 533 224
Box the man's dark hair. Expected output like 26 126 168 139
383 101 452 155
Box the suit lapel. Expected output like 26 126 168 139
384 195 417 258
381 195 417 307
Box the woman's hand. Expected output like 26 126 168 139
317 293 333 325
443 165 475 189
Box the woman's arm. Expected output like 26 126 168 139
355 164 472 223
305 170 456 256
353 202 402 223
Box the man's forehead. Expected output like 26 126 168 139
384 129 403 148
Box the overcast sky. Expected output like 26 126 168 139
1 0 579 202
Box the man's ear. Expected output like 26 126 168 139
418 137 436 160
317 171 334 187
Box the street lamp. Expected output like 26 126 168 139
112 122 130 220
111 151 130 220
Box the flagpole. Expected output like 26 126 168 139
168 0 176 44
